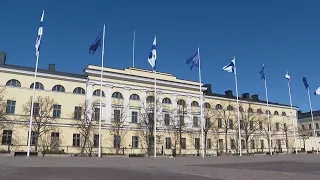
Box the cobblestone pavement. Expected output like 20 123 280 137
0 154 320 180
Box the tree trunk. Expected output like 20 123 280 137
225 130 228 153
204 132 207 155
246 138 249 154
303 140 306 151
179 127 182 155
285 132 288 154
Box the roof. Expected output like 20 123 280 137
298 110 320 119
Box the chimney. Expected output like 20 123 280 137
0 52 6 65
225 90 233 97
203 84 212 95
251 94 259 101
48 64 55 72
242 93 250 99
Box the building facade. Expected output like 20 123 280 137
297 110 320 151
0 53 299 156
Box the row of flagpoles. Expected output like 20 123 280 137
27 11 320 157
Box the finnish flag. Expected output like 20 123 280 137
315 87 320 96
148 36 157 70
285 72 291 81
35 11 44 57
223 57 235 73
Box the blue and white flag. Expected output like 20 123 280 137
259 64 265 80
89 31 102 54
148 36 157 70
303 77 309 89
223 57 235 73
315 87 320 96
186 51 199 70
35 11 44 57
285 72 291 81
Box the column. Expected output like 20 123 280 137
123 87 131 126
105 85 113 125
186 95 192 129
172 93 177 126
85 81 94 121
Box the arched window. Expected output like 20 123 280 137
215 104 223 110
282 112 287 116
227 105 234 111
257 109 263 114
93 89 105 96
146 96 155 103
162 98 171 104
112 92 123 99
30 82 44 90
177 99 186 106
6 79 21 87
191 101 199 107
274 111 279 115
248 108 253 113
204 102 211 109
73 87 85 94
265 110 271 115
52 85 65 92
130 94 140 100
239 106 244 112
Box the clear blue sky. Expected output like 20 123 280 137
0 0 319 112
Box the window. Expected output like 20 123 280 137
114 110 121 123
52 85 65 92
215 104 223 110
53 104 61 118
276 123 280 131
207 139 212 149
205 118 210 129
240 120 244 129
30 82 44 90
94 108 100 121
218 118 222 128
51 132 59 149
218 139 223 149
257 109 263 114
73 87 85 94
93 134 99 147
30 131 38 146
266 110 271 115
316 123 319 129
227 105 234 111
191 101 199 107
302 125 305 130
6 100 16 114
146 96 155 103
148 113 154 125
204 102 211 109
241 139 245 149
72 134 80 147
231 139 236 149
112 92 123 99
132 136 139 148
33 103 40 116
114 135 120 148
129 94 140 100
6 79 21 87
260 140 264 150
248 108 253 113
74 106 82 120
1 130 12 145
250 120 254 130
164 114 170 126
177 99 185 106
259 121 263 130
179 115 184 126
309 124 312 130
282 112 287 116
162 98 171 104
251 140 255 149
195 138 200 149
131 111 138 123
193 116 199 127
93 89 105 96
274 111 279 115
229 119 233 129
165 137 171 149
180 138 186 149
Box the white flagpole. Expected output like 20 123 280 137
287 74 297 154
198 47 204 158
263 65 272 155
133 30 135 68
154 69 157 158
307 87 318 154
98 24 106 158
27 10 44 157
233 56 242 156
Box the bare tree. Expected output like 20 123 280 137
279 118 293 154
260 118 276 154
38 127 63 156
187 129 201 155
298 126 311 152
73 100 99 157
109 99 129 154
22 96 57 151
0 88 13 135
203 102 219 155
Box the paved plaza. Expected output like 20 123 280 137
0 154 320 180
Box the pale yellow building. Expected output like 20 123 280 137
0 52 299 156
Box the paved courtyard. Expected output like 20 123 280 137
0 154 320 180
